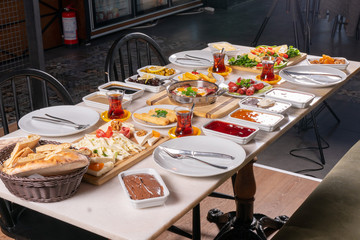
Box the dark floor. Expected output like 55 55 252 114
45 0 360 179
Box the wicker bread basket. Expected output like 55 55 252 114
0 140 88 203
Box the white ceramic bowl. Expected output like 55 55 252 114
137 65 180 80
82 91 131 110
125 75 172 93
264 88 315 108
228 107 285 132
239 96 292 115
202 119 259 144
306 57 349 70
118 168 169 209
97 81 145 100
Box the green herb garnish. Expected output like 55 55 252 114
287 46 300 58
93 149 98 154
236 79 253 88
152 109 168 118
102 152 108 157
182 87 197 97
229 55 258 67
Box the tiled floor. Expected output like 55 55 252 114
45 0 360 179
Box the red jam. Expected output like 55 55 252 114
205 120 256 137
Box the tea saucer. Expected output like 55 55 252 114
255 74 282 85
168 126 201 139
101 110 131 122
207 66 232 77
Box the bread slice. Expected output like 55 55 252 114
35 143 71 153
2 150 89 177
4 135 40 168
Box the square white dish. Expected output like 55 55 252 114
228 107 285 132
306 57 349 70
264 88 315 108
125 75 172 93
239 96 292 115
82 91 131 110
137 65 180 80
97 81 144 100
118 168 170 209
202 119 259 144
208 41 240 56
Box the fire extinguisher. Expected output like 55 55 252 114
62 5 78 46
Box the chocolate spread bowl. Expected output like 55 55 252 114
166 80 226 106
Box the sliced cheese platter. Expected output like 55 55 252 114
72 120 169 185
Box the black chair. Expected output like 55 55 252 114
0 68 74 135
104 32 169 82
0 68 106 239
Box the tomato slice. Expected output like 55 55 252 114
89 162 104 171
96 129 106 138
105 126 113 138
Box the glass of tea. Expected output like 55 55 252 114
174 106 193 137
260 56 275 81
106 90 125 119
212 51 226 73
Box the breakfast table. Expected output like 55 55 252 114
0 45 360 240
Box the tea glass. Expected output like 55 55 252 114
106 90 125 119
174 106 193 137
212 51 226 73
260 56 275 81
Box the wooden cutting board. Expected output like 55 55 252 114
230 53 307 73
146 91 239 119
82 136 169 186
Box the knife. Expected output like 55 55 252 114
282 71 328 85
160 146 235 160
283 70 342 79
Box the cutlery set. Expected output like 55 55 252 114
32 114 89 130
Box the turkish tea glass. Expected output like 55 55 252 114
106 90 125 119
260 56 275 81
212 52 226 73
174 106 193 137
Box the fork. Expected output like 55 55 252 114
45 114 90 128
160 147 228 169
282 71 328 85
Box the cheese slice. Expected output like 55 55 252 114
87 161 114 177
148 136 160 146
134 131 152 146
212 43 237 51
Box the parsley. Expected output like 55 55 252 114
93 149 98 154
229 55 258 67
182 87 197 97
102 152 108 157
152 109 168 118
236 79 253 88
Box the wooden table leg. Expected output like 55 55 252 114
208 159 288 240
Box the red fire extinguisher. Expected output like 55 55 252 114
62 5 78 46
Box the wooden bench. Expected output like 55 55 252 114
273 140 360 239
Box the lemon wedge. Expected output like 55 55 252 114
148 66 165 73
273 45 288 54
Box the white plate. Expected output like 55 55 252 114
169 50 214 68
82 91 131 110
124 75 172 93
137 65 181 80
306 57 349 70
132 105 178 129
279 65 347 88
172 70 224 85
153 136 246 177
221 79 272 98
208 41 240 56
19 105 99 137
